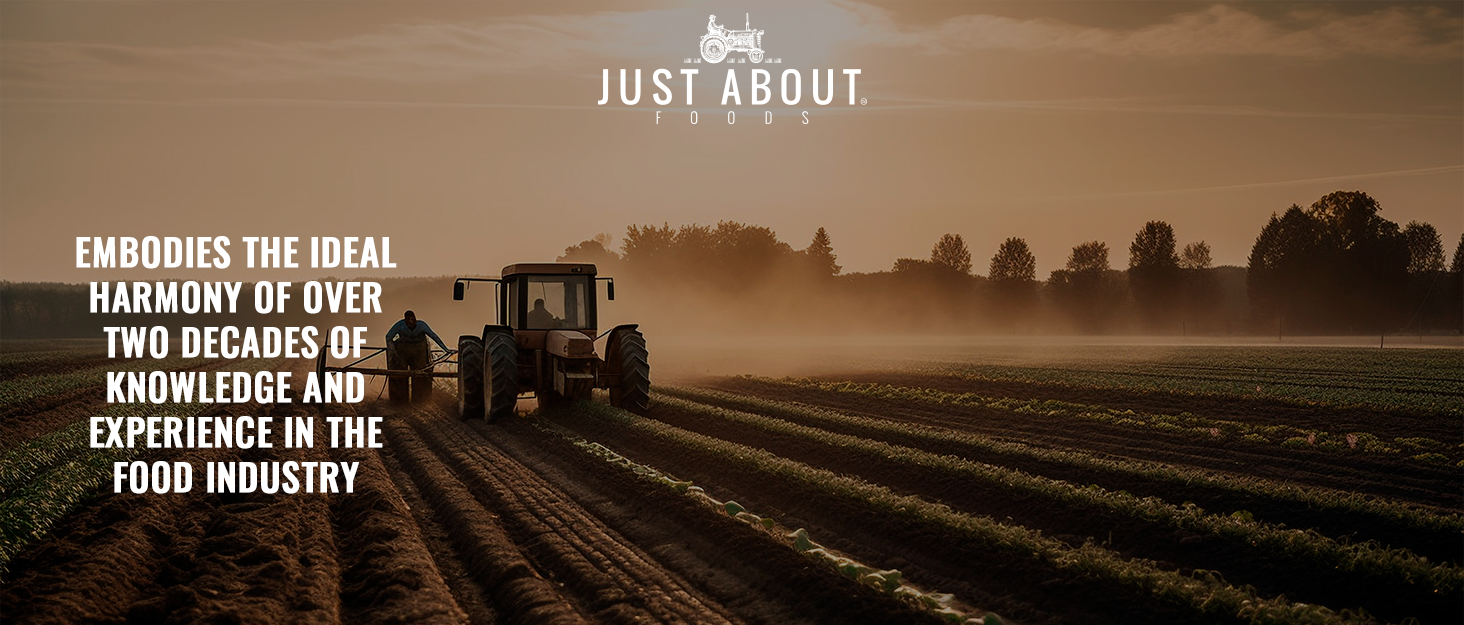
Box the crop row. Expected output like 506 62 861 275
928 347 1463 417
567 434 1002 625
0 348 110 369
767 377 1462 465
570 401 1363 624
650 392 1461 598
661 387 1463 538
0 354 194 411
0 357 284 577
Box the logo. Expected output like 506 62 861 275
596 12 864 125
700 14 764 64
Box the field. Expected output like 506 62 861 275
1 339 1461 625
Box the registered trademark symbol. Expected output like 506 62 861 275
861 98 867 105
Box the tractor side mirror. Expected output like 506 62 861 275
607 280 615 301
453 281 465 301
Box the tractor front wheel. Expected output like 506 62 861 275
457 336 484 420
484 331 519 423
608 329 650 414
748 49 764 63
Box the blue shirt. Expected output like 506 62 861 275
386 319 447 349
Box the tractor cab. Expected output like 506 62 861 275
502 263 603 333
452 263 646 421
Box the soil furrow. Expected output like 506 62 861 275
378 409 584 625
325 402 466 625
376 425 501 625
647 394 1455 624
672 386 1463 564
543 407 1208 625
410 405 734 625
842 369 1462 444
1 357 248 451
485 410 949 625
711 378 1461 508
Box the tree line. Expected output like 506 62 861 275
2 190 1458 338
560 190 1462 335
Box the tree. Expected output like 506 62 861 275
1247 206 1323 331
621 223 677 265
987 237 1037 328
1451 233 1464 333
1129 222 1179 271
1401 221 1445 273
559 234 622 265
1127 221 1180 328
1067 241 1109 273
1453 233 1464 274
1305 191 1409 332
988 238 1036 282
930 234 972 275
1176 241 1216 332
1049 241 1118 332
805 227 841 276
893 258 934 273
1179 241 1212 270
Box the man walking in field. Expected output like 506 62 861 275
384 310 448 402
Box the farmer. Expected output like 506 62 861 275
384 310 448 402
527 298 560 328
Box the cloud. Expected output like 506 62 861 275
1007 165 1464 203
855 3 1463 60
1 2 1458 91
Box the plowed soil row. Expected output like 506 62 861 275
709 377 1462 509
0 352 121 381
543 405 1234 625
468 413 946 625
1 357 250 450
670 387 1462 565
644 394 1453 624
378 391 944 625
882 368 1461 441
4 361 953 625
2 364 468 625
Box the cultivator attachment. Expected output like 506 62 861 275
316 344 458 403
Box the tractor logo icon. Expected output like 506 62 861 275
700 14 764 64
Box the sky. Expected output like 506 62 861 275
2 0 1460 282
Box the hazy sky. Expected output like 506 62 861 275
2 1 1460 281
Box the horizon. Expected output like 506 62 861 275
2 1 1461 282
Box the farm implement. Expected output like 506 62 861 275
315 344 458 403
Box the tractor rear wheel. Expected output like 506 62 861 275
484 331 519 423
701 37 727 63
609 329 650 414
457 336 484 420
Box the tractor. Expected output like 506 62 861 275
452 263 650 421
700 13 765 64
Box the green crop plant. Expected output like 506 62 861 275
558 427 1000 625
649 393 1461 596
0 354 195 411
0 357 285 577
918 346 1463 417
761 377 1460 465
572 402 1365 624
658 387 1463 538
